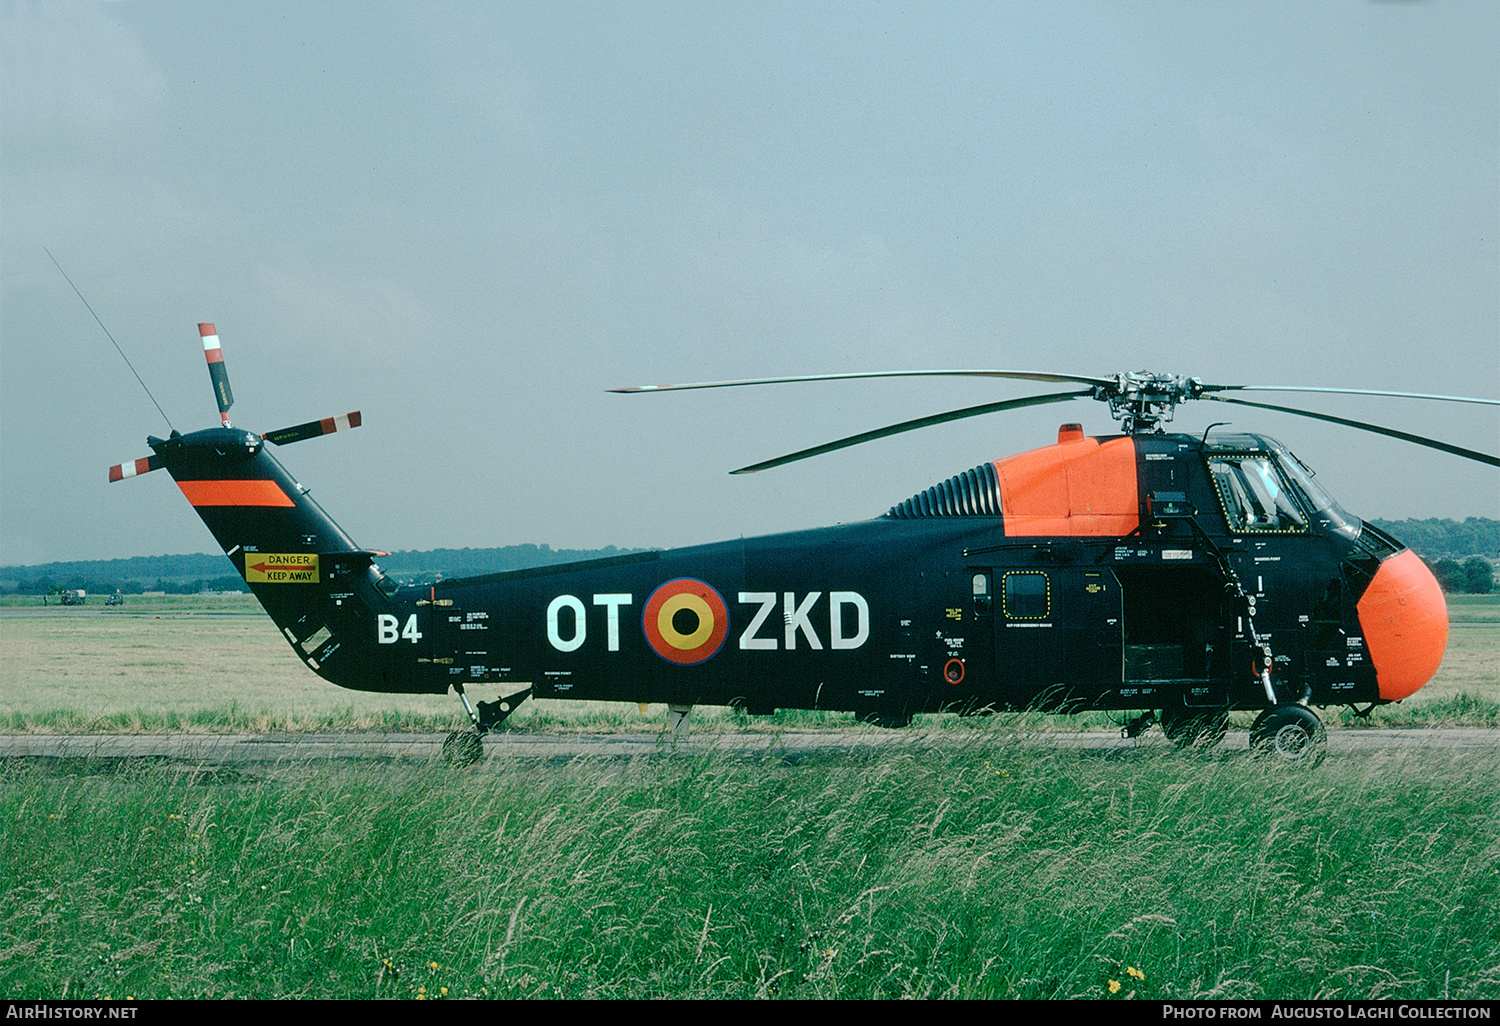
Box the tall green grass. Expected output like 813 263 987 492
3 739 1498 999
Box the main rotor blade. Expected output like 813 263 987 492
263 411 362 446
730 389 1092 474
1202 395 1499 467
1200 384 1499 407
611 369 1113 394
199 323 234 425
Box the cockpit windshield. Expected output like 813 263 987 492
1208 456 1308 533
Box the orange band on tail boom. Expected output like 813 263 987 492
177 479 295 507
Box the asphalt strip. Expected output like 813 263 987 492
0 728 1495 765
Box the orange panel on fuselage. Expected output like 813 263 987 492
993 436 1139 537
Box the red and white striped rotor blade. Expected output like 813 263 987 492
199 322 234 425
108 455 164 483
262 411 362 446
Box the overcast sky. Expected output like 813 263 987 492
2 1 1496 567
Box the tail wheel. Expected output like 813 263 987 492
442 730 484 766
1249 705 1326 765
1159 704 1229 750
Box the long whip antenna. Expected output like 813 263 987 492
46 248 174 433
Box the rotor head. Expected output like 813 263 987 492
1093 372 1204 433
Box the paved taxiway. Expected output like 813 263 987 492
0 728 1495 765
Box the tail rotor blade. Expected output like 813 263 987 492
199 323 234 425
262 411 362 446
108 455 164 482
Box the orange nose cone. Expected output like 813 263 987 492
1356 549 1448 701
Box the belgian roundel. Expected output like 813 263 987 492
642 579 729 665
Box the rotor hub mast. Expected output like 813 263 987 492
1094 372 1204 433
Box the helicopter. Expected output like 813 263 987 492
109 324 1499 764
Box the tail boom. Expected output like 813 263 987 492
148 425 435 695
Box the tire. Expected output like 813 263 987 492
442 730 484 766
856 709 913 729
1249 705 1326 765
1159 704 1229 750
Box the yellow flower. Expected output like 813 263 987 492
1108 979 1121 994
1127 966 1145 981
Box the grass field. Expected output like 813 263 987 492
1 598 1497 999
1447 593 1500 623
1 594 1495 734
3 742 1498 999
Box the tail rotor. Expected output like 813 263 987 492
108 322 362 482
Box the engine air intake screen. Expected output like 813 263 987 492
886 462 1002 518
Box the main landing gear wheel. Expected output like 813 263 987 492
1249 705 1326 765
442 730 484 767
856 709 913 729
1158 704 1229 750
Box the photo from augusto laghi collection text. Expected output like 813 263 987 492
1160 1005 1493 1020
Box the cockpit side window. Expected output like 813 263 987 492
1208 456 1309 533
1278 450 1359 538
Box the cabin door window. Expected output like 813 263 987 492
1002 572 1049 620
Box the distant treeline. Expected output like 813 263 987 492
2 521 1493 597
1425 556 1494 595
373 545 651 580
0 544 651 596
1368 518 1498 558
1 552 239 591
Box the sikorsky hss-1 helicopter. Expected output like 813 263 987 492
111 325 1499 763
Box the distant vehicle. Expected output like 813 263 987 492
59 589 86 606
105 592 124 606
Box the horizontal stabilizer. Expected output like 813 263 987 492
262 411 362 446
108 455 163 482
